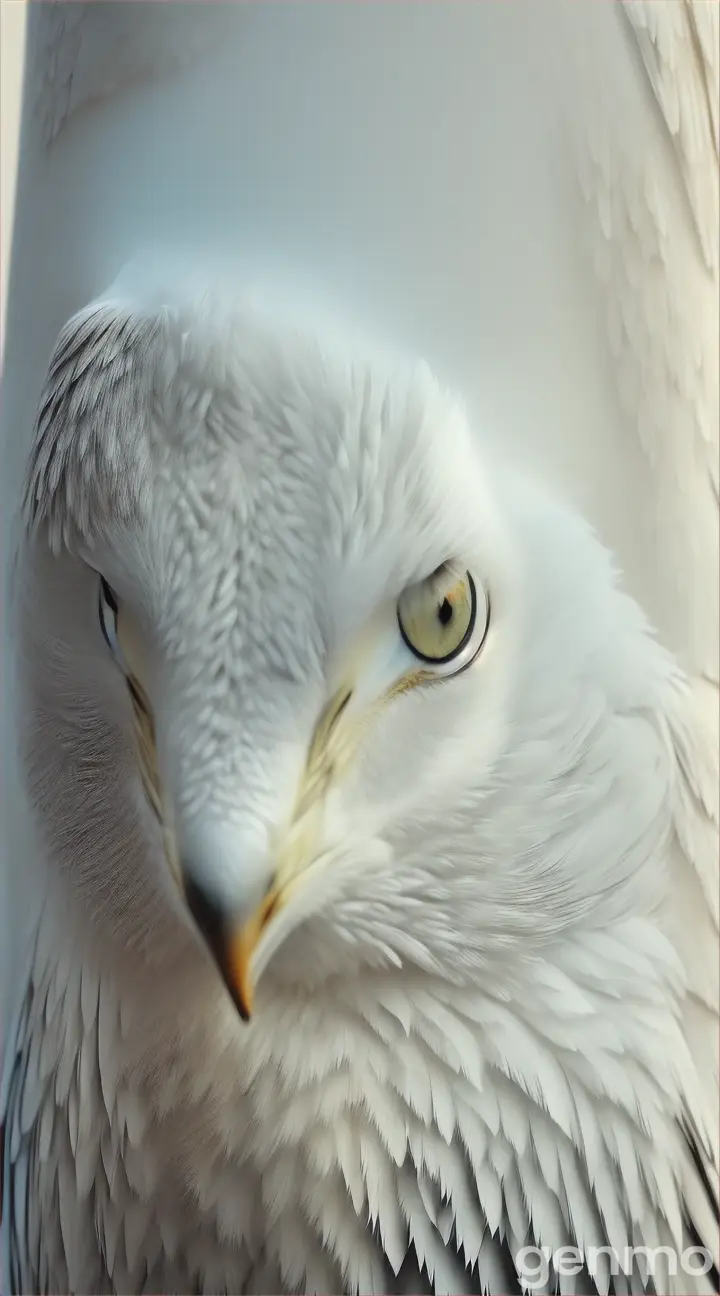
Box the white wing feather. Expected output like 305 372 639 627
613 0 719 1086
566 0 720 1230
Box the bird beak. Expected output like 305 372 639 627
183 685 354 1020
181 881 282 1021
224 888 281 1019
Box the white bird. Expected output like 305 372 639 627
1 4 718 1293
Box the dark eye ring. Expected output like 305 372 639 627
397 566 489 673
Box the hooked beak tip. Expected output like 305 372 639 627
226 979 253 1023
226 888 283 1021
226 925 259 1022
184 873 283 1023
184 874 275 1023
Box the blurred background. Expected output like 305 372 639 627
1 0 27 351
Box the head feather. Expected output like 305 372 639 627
24 299 162 551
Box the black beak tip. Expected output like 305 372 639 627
184 873 249 1021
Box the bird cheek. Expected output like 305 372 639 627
322 771 387 848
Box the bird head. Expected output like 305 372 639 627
19 276 667 1021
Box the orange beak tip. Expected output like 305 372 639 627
226 887 282 1023
231 982 253 1022
227 935 255 1022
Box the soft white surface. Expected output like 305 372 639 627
0 0 27 354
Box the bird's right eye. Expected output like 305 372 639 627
98 576 123 663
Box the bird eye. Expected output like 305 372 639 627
98 576 123 662
397 566 488 671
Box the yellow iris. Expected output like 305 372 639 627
397 567 477 664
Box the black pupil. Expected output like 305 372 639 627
438 598 453 627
